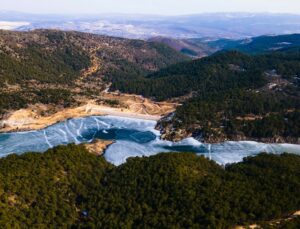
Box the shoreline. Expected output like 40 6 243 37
0 91 177 134
0 103 163 134
159 127 300 145
161 135 300 145
1 109 299 146
1 102 299 146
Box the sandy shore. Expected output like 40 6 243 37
0 96 176 133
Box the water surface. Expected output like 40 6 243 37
0 115 300 165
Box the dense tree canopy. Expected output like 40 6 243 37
111 49 300 142
0 145 299 228
0 30 188 115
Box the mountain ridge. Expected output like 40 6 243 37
0 29 187 117
150 33 300 58
2 12 300 39
111 49 300 143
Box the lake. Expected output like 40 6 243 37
0 115 300 165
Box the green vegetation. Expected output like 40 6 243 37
0 89 75 115
0 145 300 228
110 51 267 100
0 44 90 85
180 47 198 56
103 41 189 85
0 145 111 227
168 89 300 141
111 49 300 142
111 50 300 100
102 99 120 107
34 88 75 107
231 110 300 139
0 30 188 115
208 34 300 54
0 92 28 115
0 31 91 114
150 34 300 59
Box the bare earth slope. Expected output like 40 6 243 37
0 29 185 132
0 92 177 133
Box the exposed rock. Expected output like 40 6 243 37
83 140 114 156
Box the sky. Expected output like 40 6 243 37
1 0 300 15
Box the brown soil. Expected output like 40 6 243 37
234 210 300 229
83 139 114 156
0 92 177 133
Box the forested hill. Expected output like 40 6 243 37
0 144 300 228
0 29 188 115
0 29 187 85
111 49 300 143
110 49 300 100
211 33 300 54
110 51 261 100
149 34 300 58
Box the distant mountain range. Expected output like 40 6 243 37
1 12 300 39
149 34 300 58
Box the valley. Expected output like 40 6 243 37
112 50 300 143
153 34 300 58
0 29 184 133
0 6 300 228
1 30 300 145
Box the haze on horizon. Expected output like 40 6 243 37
1 0 300 15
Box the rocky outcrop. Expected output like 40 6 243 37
83 140 114 156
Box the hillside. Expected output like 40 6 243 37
1 30 299 143
149 34 300 58
148 36 217 58
0 29 188 116
238 34 300 54
111 50 300 143
0 144 299 228
209 34 300 54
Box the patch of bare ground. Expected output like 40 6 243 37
236 115 263 121
83 140 114 156
1 82 22 93
0 91 177 133
234 210 300 229
7 194 19 206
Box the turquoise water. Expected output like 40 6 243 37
1 115 300 165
